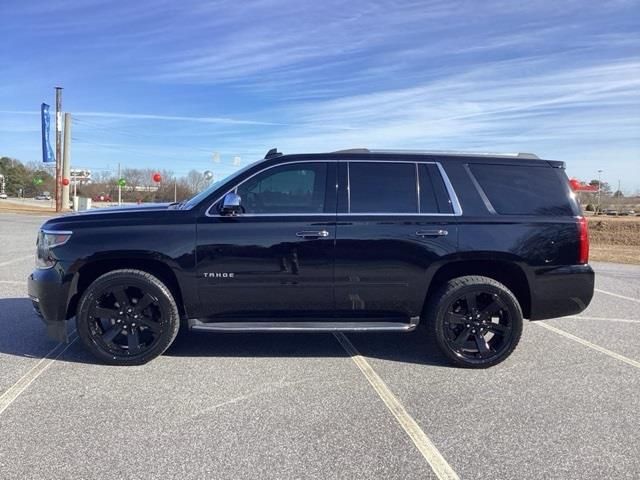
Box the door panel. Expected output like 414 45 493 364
196 217 335 317
334 217 457 318
334 160 459 319
195 161 337 319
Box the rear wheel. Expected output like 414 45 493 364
76 269 180 365
425 275 523 368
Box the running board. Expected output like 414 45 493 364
189 319 418 333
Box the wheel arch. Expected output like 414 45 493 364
424 257 532 319
66 255 187 320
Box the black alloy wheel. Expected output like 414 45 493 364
426 275 523 368
76 269 180 365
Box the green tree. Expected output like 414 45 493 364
0 156 54 197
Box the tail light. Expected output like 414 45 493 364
577 216 589 264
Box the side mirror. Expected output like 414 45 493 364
221 192 242 216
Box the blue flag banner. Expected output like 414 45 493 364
41 103 54 163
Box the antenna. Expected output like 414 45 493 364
265 148 282 159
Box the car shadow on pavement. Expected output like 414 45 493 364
0 298 66 358
166 328 453 368
0 297 453 368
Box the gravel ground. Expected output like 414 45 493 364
0 212 638 479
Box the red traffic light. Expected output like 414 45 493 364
153 173 162 183
62 178 70 186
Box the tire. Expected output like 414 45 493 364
76 269 180 366
424 275 523 368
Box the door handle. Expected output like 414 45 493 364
415 229 448 237
296 230 330 239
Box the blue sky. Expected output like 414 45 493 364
1 0 639 190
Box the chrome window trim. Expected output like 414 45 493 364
435 162 463 216
206 160 332 217
463 163 497 214
220 213 337 217
337 213 460 217
205 159 462 217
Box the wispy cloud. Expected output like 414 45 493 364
1 0 639 189
75 111 286 126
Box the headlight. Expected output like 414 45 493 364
36 229 72 269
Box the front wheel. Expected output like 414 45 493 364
425 275 523 368
76 269 180 365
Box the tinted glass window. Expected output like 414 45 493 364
349 162 417 213
236 162 327 214
418 164 453 214
430 164 455 214
469 164 573 216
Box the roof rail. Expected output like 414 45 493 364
332 148 371 154
332 148 539 160
265 148 283 159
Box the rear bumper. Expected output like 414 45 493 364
27 267 71 342
528 264 594 320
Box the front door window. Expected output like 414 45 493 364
236 163 328 214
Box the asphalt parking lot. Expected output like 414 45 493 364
0 212 638 480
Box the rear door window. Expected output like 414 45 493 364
419 164 453 214
349 162 418 213
468 164 573 215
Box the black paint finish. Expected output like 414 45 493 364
28 151 594 340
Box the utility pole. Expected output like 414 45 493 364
54 87 63 212
118 162 122 206
597 169 603 213
174 180 177 203
62 113 71 209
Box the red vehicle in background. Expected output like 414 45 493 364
92 193 112 202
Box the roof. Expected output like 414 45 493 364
263 147 539 160
332 148 540 160
261 148 556 166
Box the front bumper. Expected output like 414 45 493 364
528 264 595 320
27 266 72 342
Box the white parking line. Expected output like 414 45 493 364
568 315 640 324
0 332 78 415
0 280 24 286
0 254 33 268
536 323 640 369
595 288 640 304
333 332 459 480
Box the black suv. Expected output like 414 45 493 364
28 149 594 368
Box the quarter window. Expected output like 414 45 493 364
349 162 418 213
469 163 573 216
235 162 327 214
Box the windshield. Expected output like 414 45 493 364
181 159 261 209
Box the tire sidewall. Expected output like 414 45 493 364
76 271 179 365
432 279 523 368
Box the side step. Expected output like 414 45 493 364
189 319 418 333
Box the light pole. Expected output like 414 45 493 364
54 86 63 212
597 169 603 213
